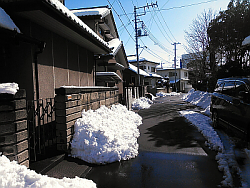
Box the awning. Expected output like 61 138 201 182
96 72 123 82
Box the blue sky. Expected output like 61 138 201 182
65 0 230 66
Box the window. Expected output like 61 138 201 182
222 81 235 96
235 81 248 101
184 72 188 77
169 72 177 77
151 67 155 72
214 82 224 93
139 66 146 70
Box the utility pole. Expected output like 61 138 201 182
134 2 157 86
172 42 181 92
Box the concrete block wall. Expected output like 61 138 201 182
55 87 119 153
0 90 29 167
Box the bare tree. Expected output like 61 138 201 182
184 9 216 91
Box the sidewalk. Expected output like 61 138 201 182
30 154 92 179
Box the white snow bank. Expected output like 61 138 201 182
0 83 19 95
0 154 96 188
0 8 21 33
156 92 180 97
132 97 153 110
179 110 234 187
182 89 211 115
71 104 142 164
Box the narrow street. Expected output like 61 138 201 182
85 95 224 188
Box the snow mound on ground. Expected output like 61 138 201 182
156 92 180 97
182 89 211 115
132 97 153 110
179 110 223 151
179 110 234 187
71 104 142 164
0 83 19 95
0 154 96 188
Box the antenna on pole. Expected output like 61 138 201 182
134 2 157 86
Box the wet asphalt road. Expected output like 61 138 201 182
85 95 223 188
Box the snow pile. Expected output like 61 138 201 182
0 83 19 95
156 92 180 97
179 111 223 151
179 110 238 187
71 104 142 164
0 154 96 188
132 97 153 110
182 89 211 115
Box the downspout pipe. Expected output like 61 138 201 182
34 42 46 101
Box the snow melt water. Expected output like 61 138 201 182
70 104 142 164
0 154 96 188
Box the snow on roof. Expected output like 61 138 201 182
242 35 250 46
127 56 159 64
47 0 108 47
0 83 19 95
108 38 122 56
127 56 146 62
148 73 162 78
71 7 110 19
0 7 21 33
128 63 150 77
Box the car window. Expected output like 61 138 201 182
214 82 224 93
222 81 235 96
235 81 249 102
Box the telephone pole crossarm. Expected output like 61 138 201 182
134 2 157 86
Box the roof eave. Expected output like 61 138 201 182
0 0 111 54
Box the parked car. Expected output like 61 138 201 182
210 77 250 142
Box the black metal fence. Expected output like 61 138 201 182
27 98 56 162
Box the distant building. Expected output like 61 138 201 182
156 67 190 92
127 57 162 87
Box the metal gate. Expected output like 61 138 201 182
27 98 56 162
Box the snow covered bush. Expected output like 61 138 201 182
132 97 153 110
70 104 142 164
0 154 96 188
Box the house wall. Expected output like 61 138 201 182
8 17 95 100
0 40 35 101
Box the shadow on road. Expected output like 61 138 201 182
146 116 200 149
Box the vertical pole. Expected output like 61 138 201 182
134 6 140 86
174 43 177 92
172 42 180 92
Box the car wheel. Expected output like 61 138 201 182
212 111 219 128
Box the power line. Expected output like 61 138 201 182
107 0 135 43
160 0 218 11
157 6 177 42
119 0 219 16
151 7 174 44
